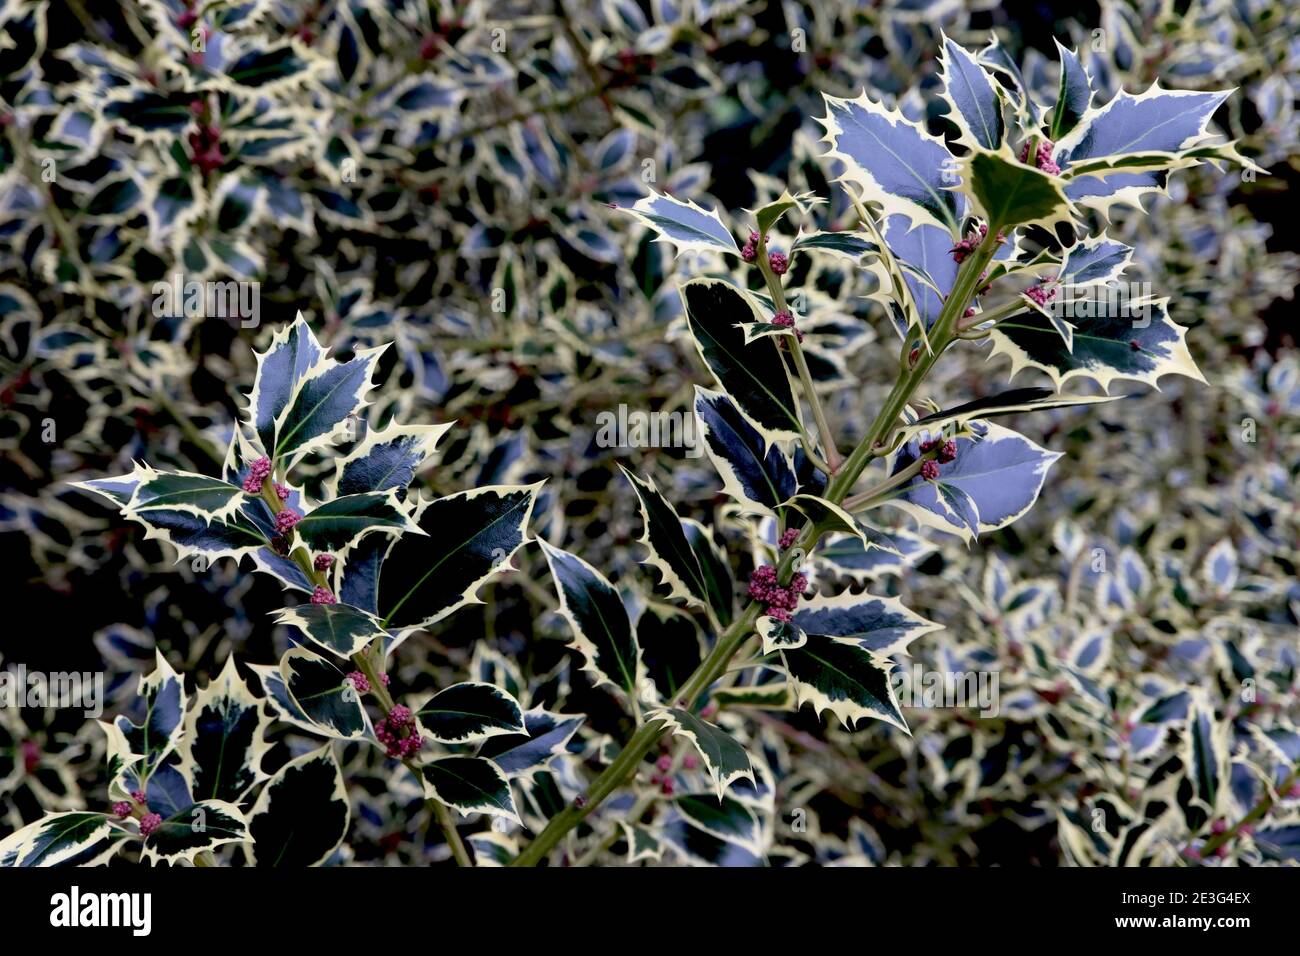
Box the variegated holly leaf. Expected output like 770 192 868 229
622 467 715 617
819 91 961 233
1056 85 1230 172
896 387 1119 442
674 794 762 853
273 345 385 461
327 422 452 498
939 35 1004 151
758 615 807 654
621 190 740 257
1062 169 1166 219
179 657 271 803
792 591 942 656
961 147 1072 231
125 470 246 524
0 813 128 867
246 746 349 867
467 831 517 867
681 518 734 627
274 603 387 659
781 635 908 732
71 467 152 510
988 296 1205 392
76 465 270 564
1049 40 1094 141
246 313 324 461
712 682 795 711
682 278 802 443
693 386 796 517
248 663 322 737
660 818 762 866
882 217 959 334
1058 233 1134 287
621 822 665 864
749 189 815 236
294 490 421 554
414 682 525 744
140 800 249 866
477 708 585 780
538 540 643 699
815 524 920 580
224 39 326 91
654 707 755 799
791 229 880 261
1185 698 1230 824
978 33 1031 119
887 423 1061 541
377 483 541 629
421 756 519 823
114 651 187 778
280 647 368 739
784 494 868 544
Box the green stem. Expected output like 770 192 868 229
840 458 925 513
957 297 1026 334
510 603 760 866
509 222 1009 867
755 230 841 474
260 479 469 865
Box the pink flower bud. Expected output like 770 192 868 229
346 670 370 694
274 509 301 534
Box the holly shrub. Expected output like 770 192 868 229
1 1 1298 868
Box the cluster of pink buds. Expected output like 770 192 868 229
273 483 291 501
139 813 163 837
130 789 146 803
748 564 808 623
917 437 957 481
314 553 335 571
768 251 789 275
242 456 272 494
950 223 1005 264
274 508 301 534
1019 138 1060 175
920 437 958 464
649 755 676 794
778 527 800 550
311 585 336 605
187 104 222 173
346 670 370 694
112 801 132 819
741 231 761 263
771 310 804 343
375 705 423 759
1024 282 1057 307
